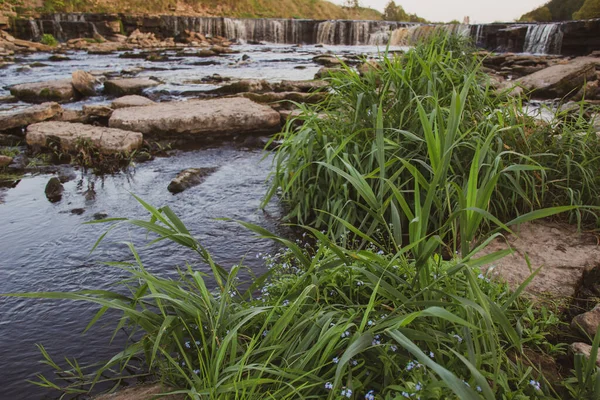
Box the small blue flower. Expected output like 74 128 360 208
401 392 410 398
184 341 191 349
282 299 289 306
368 320 375 326
325 382 333 390
262 330 269 337
333 357 339 364
429 351 435 358
193 369 200 375
389 344 398 352
529 380 541 391
415 382 422 391
195 340 201 345
341 330 351 338
341 387 352 398
365 390 375 400
476 386 482 392
351 359 358 366
453 334 463 343
357 281 364 286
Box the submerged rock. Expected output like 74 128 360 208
72 70 98 97
109 98 280 137
0 102 63 131
111 95 155 109
104 78 159 96
572 304 600 338
515 58 598 99
26 122 143 154
44 177 64 203
167 167 217 194
9 79 75 104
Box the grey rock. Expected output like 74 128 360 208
111 95 155 109
72 70 99 97
104 78 159 96
570 342 600 367
9 79 75 104
45 177 64 203
0 102 63 131
572 304 600 338
168 167 217 194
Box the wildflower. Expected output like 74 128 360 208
333 357 339 364
406 360 421 371
282 299 289 306
341 330 351 338
181 361 186 366
351 359 358 366
262 330 269 337
365 390 375 400
429 351 434 358
415 382 422 391
195 340 201 345
330 322 336 327
453 334 463 343
341 387 353 398
529 380 541 391
368 320 375 326
476 386 482 392
357 280 364 286
193 369 200 375
372 338 381 346
377 250 384 255
325 382 333 390
390 344 398 352
184 341 191 349
401 392 410 398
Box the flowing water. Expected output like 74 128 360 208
524 23 563 55
0 42 406 399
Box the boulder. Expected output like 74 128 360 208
109 98 281 137
56 109 86 123
314 67 343 80
515 58 598 99
82 104 113 119
104 78 159 96
313 55 342 67
276 80 329 92
0 155 12 167
210 79 272 95
9 79 75 104
240 91 326 104
477 221 600 298
570 342 600 367
572 305 600 338
167 167 218 194
72 70 98 97
111 95 156 109
0 102 63 131
45 177 64 203
26 122 143 154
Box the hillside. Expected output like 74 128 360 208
8 0 382 20
519 0 586 21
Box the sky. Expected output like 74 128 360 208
330 0 550 23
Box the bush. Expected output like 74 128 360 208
574 0 600 19
40 33 58 47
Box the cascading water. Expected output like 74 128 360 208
316 21 336 45
349 21 370 45
524 23 562 54
29 20 41 41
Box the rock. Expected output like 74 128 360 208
56 109 86 123
570 343 600 367
0 155 12 167
12 38 53 52
515 58 598 99
72 70 98 97
9 79 76 104
70 208 85 215
93 212 108 220
0 95 18 104
572 305 600 338
82 104 113 119
313 55 342 67
48 55 71 62
477 221 600 298
358 60 381 75
26 122 143 154
104 78 159 96
111 95 156 109
45 177 64 203
240 91 326 104
109 98 281 137
276 80 328 92
314 67 342 79
0 102 63 131
210 79 272 95
167 167 217 194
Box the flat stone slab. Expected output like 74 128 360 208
104 78 159 96
478 221 600 298
26 121 143 154
111 95 155 109
9 79 75 104
516 57 598 99
109 98 281 136
0 102 62 131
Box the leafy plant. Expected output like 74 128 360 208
40 33 58 47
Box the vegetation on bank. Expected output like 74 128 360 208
518 0 600 22
4 35 600 399
382 1 427 23
12 0 381 20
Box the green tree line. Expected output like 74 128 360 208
520 0 600 21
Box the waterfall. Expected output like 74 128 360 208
29 20 41 41
524 24 562 54
349 21 370 45
473 24 485 46
224 18 247 40
316 21 336 44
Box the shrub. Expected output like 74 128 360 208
40 33 58 47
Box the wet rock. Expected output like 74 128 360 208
0 95 18 104
70 208 85 215
57 168 77 183
0 155 13 167
570 342 600 367
0 102 63 131
72 70 98 97
313 55 342 67
240 91 326 104
167 167 217 194
109 98 281 137
93 212 108 220
55 109 86 123
276 80 328 92
45 177 64 203
314 67 343 79
26 122 143 154
82 104 113 119
48 54 71 62
12 38 53 52
515 58 598 99
104 78 159 96
9 79 76 104
572 304 600 338
358 60 381 76
111 95 155 109
210 79 272 95
478 221 600 298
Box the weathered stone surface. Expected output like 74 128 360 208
0 102 62 131
109 98 281 136
477 221 600 298
111 95 155 109
570 342 600 367
276 80 328 92
515 58 598 99
9 79 75 104
27 122 143 154
572 305 600 338
104 78 159 96
314 67 342 79
94 383 183 400
313 55 342 67
72 70 98 96
82 104 113 118
210 79 272 95
240 91 326 104
55 109 86 123
45 177 64 203
167 167 217 194
0 155 12 167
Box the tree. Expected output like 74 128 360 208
574 0 600 19
383 1 407 21
519 6 553 22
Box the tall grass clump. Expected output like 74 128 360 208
7 198 598 399
265 34 600 255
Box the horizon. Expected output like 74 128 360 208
330 0 550 23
